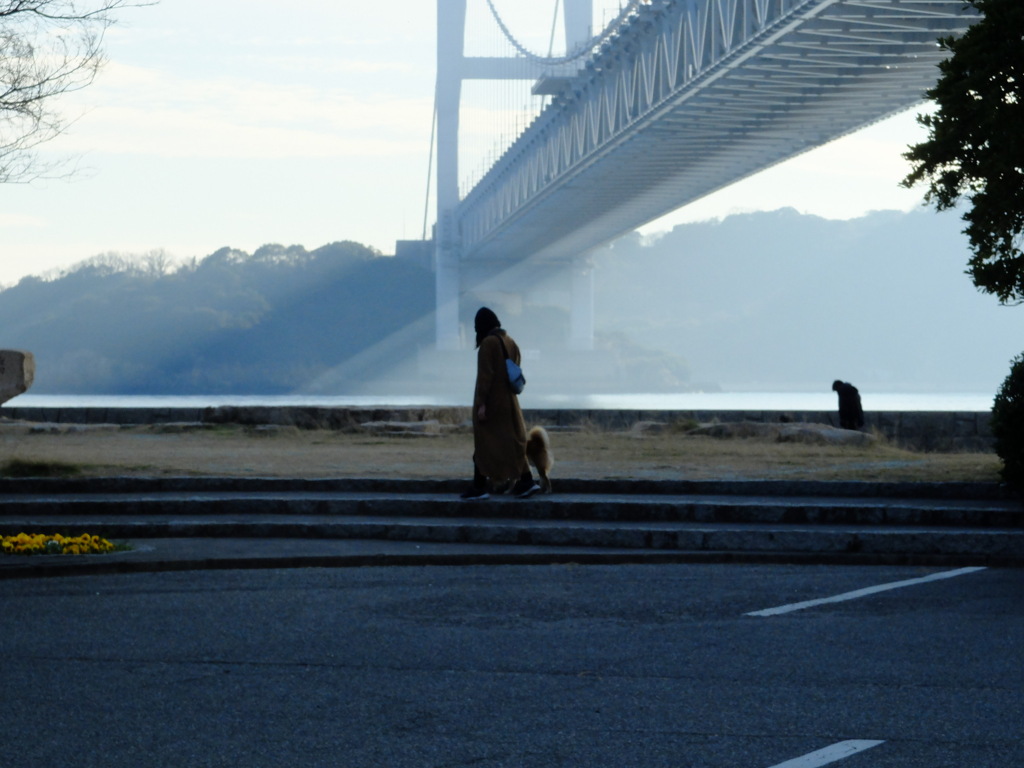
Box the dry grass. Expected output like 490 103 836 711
0 422 1002 482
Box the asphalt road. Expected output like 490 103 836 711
1 563 1021 767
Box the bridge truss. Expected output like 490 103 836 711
452 0 975 263
430 0 976 349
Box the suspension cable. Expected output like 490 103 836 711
547 0 560 58
421 96 437 241
483 0 645 65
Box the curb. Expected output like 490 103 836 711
1 544 1018 580
0 476 1014 499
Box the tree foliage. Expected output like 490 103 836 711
991 352 1024 489
901 0 1024 303
0 241 436 394
0 0 134 182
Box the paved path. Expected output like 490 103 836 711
3 477 1021 765
2 562 1021 766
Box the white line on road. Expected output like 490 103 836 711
766 740 885 768
746 566 987 617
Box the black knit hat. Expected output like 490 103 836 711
474 307 501 348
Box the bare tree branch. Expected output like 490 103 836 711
0 0 151 183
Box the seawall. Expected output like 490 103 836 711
0 406 994 452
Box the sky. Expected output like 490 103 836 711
0 0 936 287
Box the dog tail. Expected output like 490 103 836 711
527 425 550 453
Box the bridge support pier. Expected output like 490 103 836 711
435 0 467 349
435 243 462 350
569 257 594 351
433 0 596 350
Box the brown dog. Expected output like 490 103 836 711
526 426 553 493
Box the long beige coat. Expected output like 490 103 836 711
472 330 528 483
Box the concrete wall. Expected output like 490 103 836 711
0 405 994 452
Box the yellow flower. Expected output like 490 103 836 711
2 531 117 556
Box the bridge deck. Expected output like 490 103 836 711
457 0 976 263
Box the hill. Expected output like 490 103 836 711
592 207 1024 394
0 242 434 394
2 207 1021 396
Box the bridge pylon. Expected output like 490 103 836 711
434 0 595 351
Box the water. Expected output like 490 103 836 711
8 392 995 411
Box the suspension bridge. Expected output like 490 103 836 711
418 0 977 350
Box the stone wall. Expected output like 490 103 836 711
0 405 994 452
525 409 994 452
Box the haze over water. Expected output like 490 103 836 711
11 392 995 412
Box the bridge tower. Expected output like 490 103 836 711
434 0 594 350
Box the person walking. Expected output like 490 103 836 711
461 307 540 500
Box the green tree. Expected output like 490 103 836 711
1 1 139 182
991 353 1024 489
901 0 1024 303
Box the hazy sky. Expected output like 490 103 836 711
0 0 935 286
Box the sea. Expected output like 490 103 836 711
8 392 996 412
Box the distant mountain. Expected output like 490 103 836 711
2 208 1021 396
0 242 435 394
592 207 1024 394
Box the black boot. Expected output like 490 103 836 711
460 462 489 500
511 469 540 499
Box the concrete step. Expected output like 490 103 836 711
0 476 1012 500
2 477 1021 569
1 514 1022 567
0 489 1020 527
2 509 1023 568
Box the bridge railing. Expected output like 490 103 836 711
454 0 974 262
456 0 806 255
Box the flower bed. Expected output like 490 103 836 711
1 532 117 556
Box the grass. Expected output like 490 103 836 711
0 422 1004 482
0 459 83 478
555 431 1001 482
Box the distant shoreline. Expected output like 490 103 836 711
7 392 996 413
0 403 993 452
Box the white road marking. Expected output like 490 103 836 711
766 740 885 767
746 566 987 617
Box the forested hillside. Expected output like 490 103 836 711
0 242 434 393
4 208 1023 396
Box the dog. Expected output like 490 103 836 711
526 426 553 493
